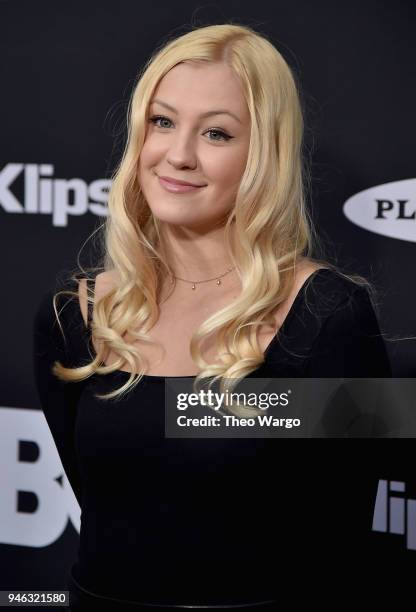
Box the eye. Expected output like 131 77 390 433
205 128 232 142
149 115 172 130
148 115 233 142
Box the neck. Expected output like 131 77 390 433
159 221 236 281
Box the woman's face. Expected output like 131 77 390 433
138 61 251 231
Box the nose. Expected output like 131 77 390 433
165 131 198 170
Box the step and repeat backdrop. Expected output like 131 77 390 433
1 0 415 607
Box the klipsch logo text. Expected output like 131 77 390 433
0 163 111 227
372 479 416 550
343 178 416 243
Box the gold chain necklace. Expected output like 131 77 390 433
170 266 235 290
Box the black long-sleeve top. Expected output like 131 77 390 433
32 268 392 609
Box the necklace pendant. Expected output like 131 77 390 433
216 279 221 285
191 283 196 290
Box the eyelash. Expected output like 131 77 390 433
148 115 234 142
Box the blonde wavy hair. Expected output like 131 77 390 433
51 23 368 413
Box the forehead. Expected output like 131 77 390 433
151 62 249 118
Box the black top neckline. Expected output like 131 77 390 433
87 267 331 382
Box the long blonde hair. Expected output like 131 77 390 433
51 23 364 408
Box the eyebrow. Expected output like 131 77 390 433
150 98 243 125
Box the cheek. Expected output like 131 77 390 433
211 151 247 191
138 141 156 168
138 145 158 187
139 131 168 163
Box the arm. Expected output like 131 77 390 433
304 285 392 378
301 287 392 555
33 288 86 506
304 285 393 438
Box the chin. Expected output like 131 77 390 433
148 206 199 226
152 210 220 232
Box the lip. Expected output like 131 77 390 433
159 175 206 187
158 176 206 194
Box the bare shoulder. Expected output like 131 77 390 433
78 270 119 327
95 270 119 297
293 258 326 291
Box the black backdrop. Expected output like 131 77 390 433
1 0 415 605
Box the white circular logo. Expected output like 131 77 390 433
343 178 416 243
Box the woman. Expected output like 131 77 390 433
33 23 391 611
